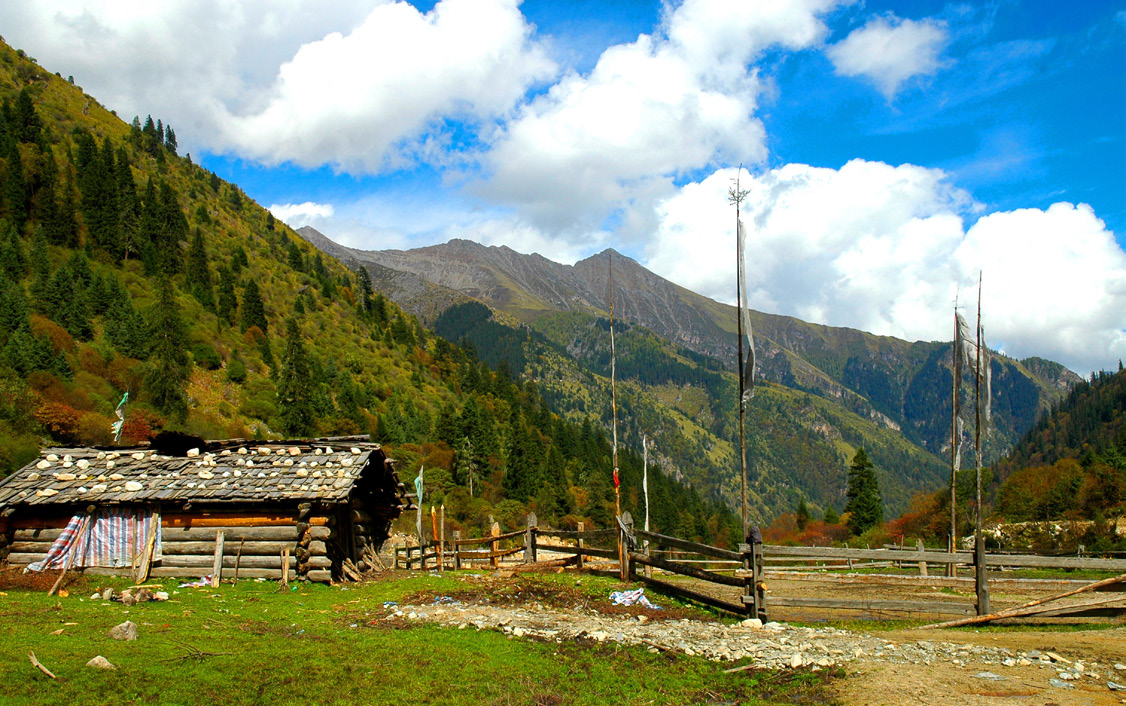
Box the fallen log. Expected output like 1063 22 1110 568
510 556 578 573
920 572 1126 629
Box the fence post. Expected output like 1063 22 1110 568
751 527 766 622
974 533 991 615
491 522 501 570
524 513 537 564
438 505 446 571
393 539 400 570
576 521 585 570
452 530 462 571
740 541 755 618
917 538 928 577
619 512 634 582
946 534 956 578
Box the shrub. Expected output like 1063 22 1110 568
225 358 247 384
190 342 222 370
33 401 81 444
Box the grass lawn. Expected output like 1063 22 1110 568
0 569 840 706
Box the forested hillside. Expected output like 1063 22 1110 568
0 40 740 546
991 366 1125 525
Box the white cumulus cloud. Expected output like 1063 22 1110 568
644 162 1126 375
827 14 948 97
269 202 335 224
475 0 840 234
221 0 555 172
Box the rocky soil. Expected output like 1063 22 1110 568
385 573 1126 705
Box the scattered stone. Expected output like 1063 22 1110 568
1108 681 1126 691
1046 652 1071 665
1115 664 1126 671
742 618 763 629
108 621 138 641
1048 678 1074 689
100 588 114 601
86 655 116 670
790 653 804 669
975 672 1005 681
136 588 154 603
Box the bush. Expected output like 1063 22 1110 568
225 358 247 384
190 342 222 370
33 401 81 444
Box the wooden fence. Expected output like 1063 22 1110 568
391 512 1126 620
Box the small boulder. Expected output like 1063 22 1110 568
135 588 153 603
100 588 114 601
86 655 116 670
120 589 136 607
108 621 138 641
741 618 763 629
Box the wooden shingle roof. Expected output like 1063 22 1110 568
0 441 393 508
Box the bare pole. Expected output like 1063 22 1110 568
974 271 990 614
950 300 958 568
729 169 751 538
609 252 620 519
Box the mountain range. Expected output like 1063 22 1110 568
298 227 1081 520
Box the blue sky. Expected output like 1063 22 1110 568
2 0 1123 373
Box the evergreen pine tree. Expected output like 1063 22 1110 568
185 228 214 310
845 448 884 535
796 498 810 531
3 141 29 232
216 266 238 326
240 279 267 334
1 221 26 278
144 279 189 421
276 318 316 436
823 506 840 525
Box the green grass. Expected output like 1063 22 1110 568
0 571 841 706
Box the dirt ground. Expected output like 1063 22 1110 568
704 572 1126 705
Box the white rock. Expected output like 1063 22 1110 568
63 455 72 463
76 459 90 470
27 472 41 480
90 484 107 493
132 452 145 460
257 447 271 455
108 621 138 641
106 460 115 469
46 454 59 462
742 618 763 629
186 448 200 457
125 481 143 491
790 653 804 668
351 447 362 455
36 489 59 497
36 460 50 469
56 473 77 481
109 473 125 480
288 447 301 456
86 655 116 670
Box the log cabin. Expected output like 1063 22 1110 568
0 436 411 583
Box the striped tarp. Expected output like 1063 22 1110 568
26 509 162 572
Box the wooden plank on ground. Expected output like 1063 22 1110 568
634 574 745 615
921 572 1126 629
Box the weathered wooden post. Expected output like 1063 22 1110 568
740 541 754 618
438 505 446 570
211 531 225 588
974 532 991 615
490 522 501 570
751 526 766 622
452 530 462 570
524 513 537 565
917 538 928 577
576 521 585 570
619 512 634 582
431 506 442 573
946 534 956 577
